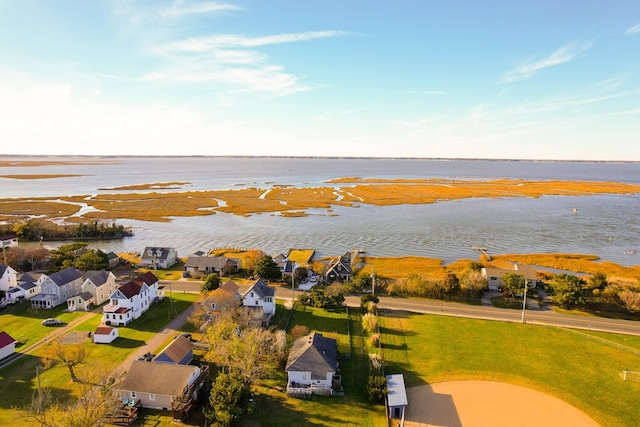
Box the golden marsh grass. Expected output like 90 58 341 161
0 178 638 223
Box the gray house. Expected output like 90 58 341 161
31 267 83 309
323 252 353 283
285 332 340 396
184 256 238 276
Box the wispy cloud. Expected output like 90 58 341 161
501 41 592 83
145 30 348 95
159 1 242 19
625 22 640 35
160 31 349 54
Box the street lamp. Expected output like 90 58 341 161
521 279 529 323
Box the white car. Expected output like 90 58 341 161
41 318 63 326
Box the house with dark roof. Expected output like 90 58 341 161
81 270 117 306
241 278 276 325
140 247 177 269
0 234 18 248
18 272 45 299
0 331 17 360
153 335 193 365
66 291 95 312
102 272 161 326
184 256 238 276
112 360 208 414
323 252 353 284
0 263 18 292
30 267 83 309
285 332 340 396
106 251 121 269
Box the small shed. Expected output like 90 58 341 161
0 331 17 360
93 325 118 344
386 374 408 421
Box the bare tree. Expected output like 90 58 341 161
43 338 88 383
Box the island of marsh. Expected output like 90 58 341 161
1 178 639 223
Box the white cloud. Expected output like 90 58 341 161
625 22 640 35
501 41 592 83
160 31 348 54
159 0 242 19
0 71 289 155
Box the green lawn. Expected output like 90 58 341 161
242 304 387 426
0 301 85 348
0 293 199 427
379 310 640 427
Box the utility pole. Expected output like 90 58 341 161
521 280 529 323
371 268 376 294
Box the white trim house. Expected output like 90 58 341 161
102 272 161 326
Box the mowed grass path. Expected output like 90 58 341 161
379 310 640 427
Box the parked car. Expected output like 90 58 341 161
41 318 63 326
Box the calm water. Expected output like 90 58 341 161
2 157 639 266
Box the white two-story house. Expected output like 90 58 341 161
0 264 18 293
102 272 161 326
140 247 177 269
241 278 276 326
18 272 46 300
31 268 83 309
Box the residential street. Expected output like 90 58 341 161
162 280 640 337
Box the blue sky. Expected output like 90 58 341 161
1 1 639 160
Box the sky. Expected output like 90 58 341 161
1 1 640 161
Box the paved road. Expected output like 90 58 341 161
162 280 640 337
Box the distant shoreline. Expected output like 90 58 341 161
0 154 638 164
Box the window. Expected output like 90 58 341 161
302 374 307 380
149 393 156 401
130 391 136 398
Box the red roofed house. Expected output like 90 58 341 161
93 325 119 344
0 331 17 360
102 272 162 326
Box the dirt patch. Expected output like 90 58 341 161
404 381 599 427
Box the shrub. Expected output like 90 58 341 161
362 313 378 333
367 333 380 348
366 374 387 403
290 324 310 339
360 293 379 311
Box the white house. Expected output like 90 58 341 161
140 247 177 269
82 270 117 306
102 272 161 326
0 264 18 292
93 325 119 344
0 331 17 360
241 278 276 325
0 234 18 248
482 264 537 291
18 272 45 299
31 267 83 309
113 361 207 411
285 332 339 396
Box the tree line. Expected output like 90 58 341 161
2 219 132 242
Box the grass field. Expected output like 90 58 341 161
379 310 640 427
0 293 198 427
